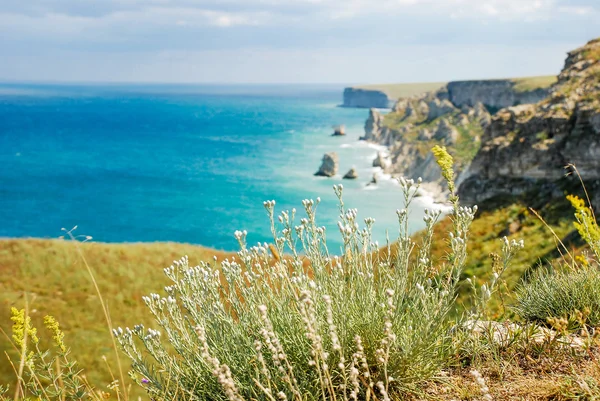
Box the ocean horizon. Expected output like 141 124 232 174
0 83 443 252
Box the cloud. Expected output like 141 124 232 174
0 0 597 82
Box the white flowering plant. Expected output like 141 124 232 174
113 149 486 401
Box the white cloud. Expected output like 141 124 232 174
0 6 272 38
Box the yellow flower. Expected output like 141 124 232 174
432 145 455 194
567 194 600 258
44 315 66 353
10 307 39 348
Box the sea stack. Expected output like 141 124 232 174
343 167 358 179
332 125 346 136
314 152 339 177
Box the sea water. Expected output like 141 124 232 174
0 83 443 252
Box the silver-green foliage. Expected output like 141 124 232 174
514 266 600 327
114 181 478 401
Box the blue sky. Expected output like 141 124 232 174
0 0 598 84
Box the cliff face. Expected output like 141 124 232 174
343 88 392 108
362 94 487 199
445 79 551 109
458 38 600 208
344 78 554 109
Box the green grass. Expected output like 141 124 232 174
0 239 233 395
352 82 447 99
511 76 557 93
515 266 600 328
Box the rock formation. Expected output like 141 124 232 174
458 38 600 208
343 167 358 179
428 99 456 120
353 51 559 200
343 88 392 108
332 125 346 136
433 119 459 145
446 79 552 109
314 152 339 177
372 152 388 169
362 109 385 141
472 102 492 128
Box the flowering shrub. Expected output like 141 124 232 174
111 147 492 400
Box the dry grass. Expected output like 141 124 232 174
511 75 557 93
352 82 447 99
0 238 234 396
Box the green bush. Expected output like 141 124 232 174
514 266 600 328
515 192 600 328
112 165 490 401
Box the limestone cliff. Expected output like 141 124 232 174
344 77 554 110
343 88 392 108
362 94 487 199
458 38 600 208
445 78 553 109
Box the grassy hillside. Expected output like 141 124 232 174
511 75 557 92
0 239 234 395
0 199 578 385
0 197 589 399
352 82 447 99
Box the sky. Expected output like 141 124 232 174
0 0 598 84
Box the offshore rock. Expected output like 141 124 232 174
343 167 358 179
332 125 346 136
314 152 339 177
372 151 388 169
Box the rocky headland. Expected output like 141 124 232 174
343 87 393 108
359 91 489 200
343 77 554 110
458 38 600 209
355 39 599 205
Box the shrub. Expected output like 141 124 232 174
112 148 488 401
514 266 600 328
515 193 600 328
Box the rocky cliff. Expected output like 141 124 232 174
362 93 488 199
344 77 554 109
445 78 553 109
343 88 392 108
458 38 600 208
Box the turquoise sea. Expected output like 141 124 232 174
0 83 442 252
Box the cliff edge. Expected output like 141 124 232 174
458 38 600 208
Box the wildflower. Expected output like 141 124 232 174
44 315 66 353
10 307 38 348
432 145 455 194
567 194 600 258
